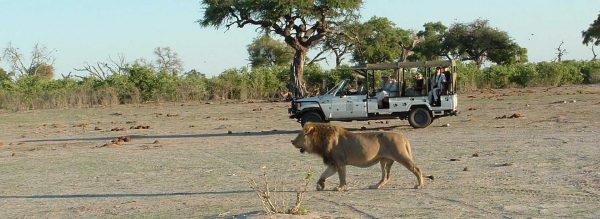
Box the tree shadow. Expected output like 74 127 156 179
0 189 276 199
20 130 300 143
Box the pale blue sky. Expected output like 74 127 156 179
0 0 598 77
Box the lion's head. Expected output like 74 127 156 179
291 123 345 158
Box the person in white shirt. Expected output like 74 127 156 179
376 75 392 106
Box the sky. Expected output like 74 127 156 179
0 0 598 78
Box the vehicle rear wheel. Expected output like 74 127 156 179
408 108 432 128
300 111 324 127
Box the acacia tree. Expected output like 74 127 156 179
247 34 294 67
582 13 600 60
443 19 525 68
198 0 362 98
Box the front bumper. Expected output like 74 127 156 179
288 101 300 119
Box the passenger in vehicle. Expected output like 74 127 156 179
356 80 366 95
442 66 452 94
376 75 393 106
388 75 399 97
414 72 424 95
428 67 447 106
348 80 366 95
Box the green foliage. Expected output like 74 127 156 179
413 22 447 61
248 34 294 67
199 0 362 28
124 63 157 101
454 62 482 91
580 61 600 83
482 65 513 88
582 13 600 46
352 17 409 65
509 63 538 87
0 67 12 81
536 61 583 86
444 19 526 68
2 58 599 111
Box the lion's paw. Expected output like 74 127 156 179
334 186 347 192
414 184 424 189
316 180 325 191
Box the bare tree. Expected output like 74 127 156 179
554 41 567 62
2 43 56 77
154 47 183 75
74 54 127 80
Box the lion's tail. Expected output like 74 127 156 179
405 140 434 181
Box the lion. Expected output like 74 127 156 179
291 122 425 191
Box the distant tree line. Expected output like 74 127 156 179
1 10 600 110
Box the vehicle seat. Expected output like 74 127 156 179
381 97 390 109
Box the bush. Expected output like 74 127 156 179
483 65 513 88
455 62 482 92
581 61 600 84
510 63 538 87
2 59 599 111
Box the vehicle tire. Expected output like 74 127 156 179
408 107 432 128
300 111 324 127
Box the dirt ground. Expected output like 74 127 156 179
1 85 600 218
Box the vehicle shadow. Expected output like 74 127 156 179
346 125 407 131
20 130 301 143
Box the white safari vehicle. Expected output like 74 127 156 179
289 60 458 128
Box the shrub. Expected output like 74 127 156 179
510 63 538 87
455 62 482 91
581 61 600 84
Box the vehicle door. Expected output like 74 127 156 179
329 94 367 119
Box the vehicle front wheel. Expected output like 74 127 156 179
408 108 432 128
300 111 324 127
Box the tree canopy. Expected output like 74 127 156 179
351 17 412 65
582 13 600 46
413 22 447 61
443 19 525 68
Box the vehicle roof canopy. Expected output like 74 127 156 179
346 60 456 71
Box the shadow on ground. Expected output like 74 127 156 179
19 130 301 143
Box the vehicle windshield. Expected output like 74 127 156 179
325 79 350 96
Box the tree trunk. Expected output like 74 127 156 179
334 51 342 68
289 48 308 98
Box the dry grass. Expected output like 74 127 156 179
248 170 312 216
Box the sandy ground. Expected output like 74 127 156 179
1 85 599 218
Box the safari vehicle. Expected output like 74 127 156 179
288 60 458 128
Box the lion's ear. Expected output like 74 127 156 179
304 124 315 135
